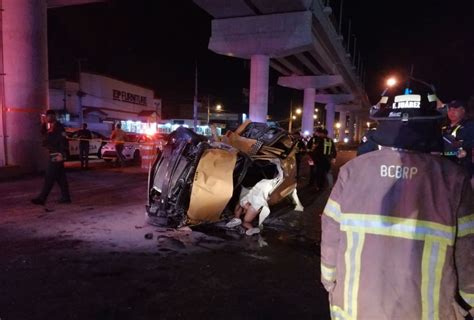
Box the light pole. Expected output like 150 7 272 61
288 100 293 132
207 95 210 125
289 105 301 133
76 58 87 127
208 101 223 125
381 77 397 97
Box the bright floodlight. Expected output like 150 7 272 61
386 77 397 87
292 115 297 120
313 114 318 119
296 108 302 115
216 104 222 111
335 122 341 129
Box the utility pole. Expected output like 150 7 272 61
288 99 293 132
352 37 357 66
193 62 198 131
0 1 7 166
76 58 87 127
338 0 343 35
207 94 210 125
346 19 351 53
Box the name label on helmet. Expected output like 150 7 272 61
392 94 421 109
380 165 418 180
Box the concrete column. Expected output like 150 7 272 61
339 111 347 141
301 88 315 135
325 103 335 138
355 115 363 142
3 0 48 170
348 112 355 142
249 54 269 123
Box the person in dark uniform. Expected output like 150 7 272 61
442 100 474 178
31 110 71 205
293 131 306 178
309 128 337 190
77 123 92 169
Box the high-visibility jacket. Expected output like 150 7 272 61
321 148 474 320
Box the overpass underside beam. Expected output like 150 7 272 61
209 11 313 59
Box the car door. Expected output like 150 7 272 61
88 131 104 156
68 132 80 156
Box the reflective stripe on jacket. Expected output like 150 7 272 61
321 148 474 320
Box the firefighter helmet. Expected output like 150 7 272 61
370 93 444 122
369 92 445 152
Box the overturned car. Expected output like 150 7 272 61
146 121 304 229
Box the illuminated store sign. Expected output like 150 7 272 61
113 89 147 106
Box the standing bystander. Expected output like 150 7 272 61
32 110 71 205
77 123 92 169
110 123 127 167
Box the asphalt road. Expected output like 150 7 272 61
0 150 356 320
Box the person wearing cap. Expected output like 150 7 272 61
320 92 474 319
32 110 71 205
442 99 474 179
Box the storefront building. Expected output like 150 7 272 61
49 72 162 135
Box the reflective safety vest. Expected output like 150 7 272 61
321 148 474 320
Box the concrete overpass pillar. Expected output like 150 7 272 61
1 0 48 170
277 75 344 134
355 115 363 142
339 111 348 141
348 112 355 142
249 55 269 123
301 88 315 135
325 103 335 138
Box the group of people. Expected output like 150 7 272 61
321 94 473 319
295 128 337 190
31 111 129 206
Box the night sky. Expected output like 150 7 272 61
47 0 474 120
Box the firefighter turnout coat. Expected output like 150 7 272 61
321 148 474 320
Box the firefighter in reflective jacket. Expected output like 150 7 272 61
441 100 474 179
309 128 337 189
321 92 474 319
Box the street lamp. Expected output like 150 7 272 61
207 101 223 125
288 105 302 132
381 77 397 97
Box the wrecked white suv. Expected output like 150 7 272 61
146 121 304 229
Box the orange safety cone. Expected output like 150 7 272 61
140 143 156 172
